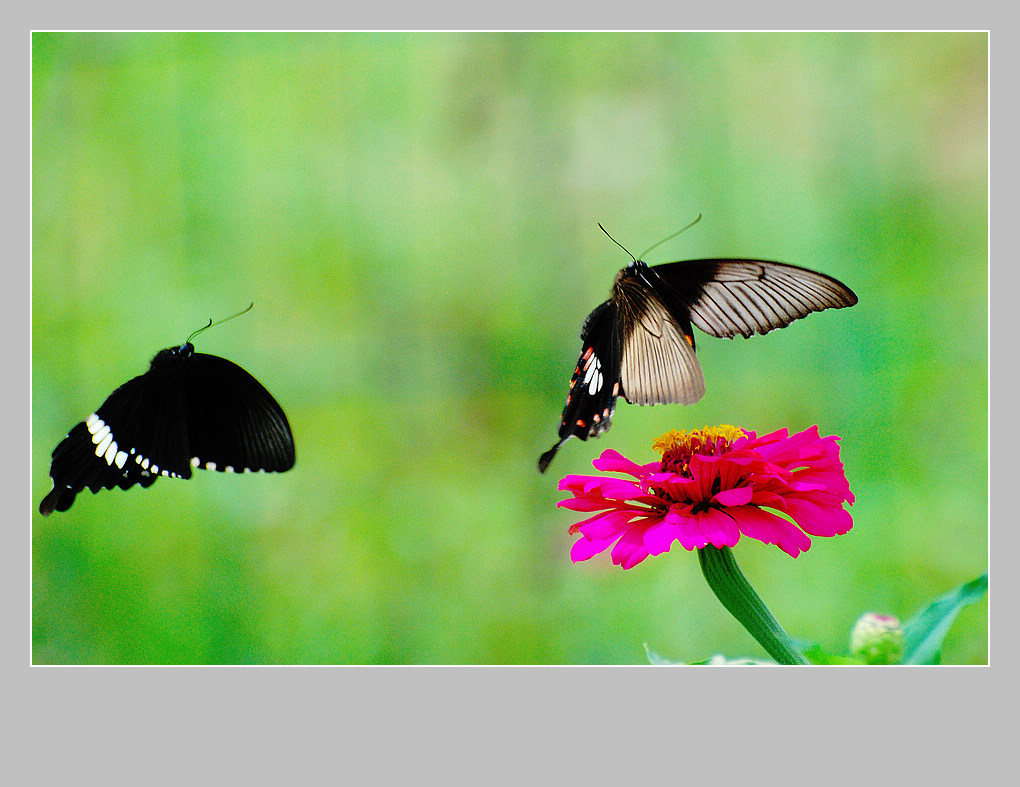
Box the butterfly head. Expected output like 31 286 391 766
614 259 654 294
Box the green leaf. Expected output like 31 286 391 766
802 644 863 665
902 573 988 665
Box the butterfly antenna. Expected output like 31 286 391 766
186 302 255 345
637 214 702 260
598 223 637 262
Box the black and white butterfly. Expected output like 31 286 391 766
538 222 858 473
39 306 296 515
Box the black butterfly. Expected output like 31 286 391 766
538 224 858 473
39 307 296 515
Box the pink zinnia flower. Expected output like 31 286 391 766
559 425 854 569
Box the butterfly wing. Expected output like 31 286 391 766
39 347 295 515
182 353 296 474
38 358 192 516
538 300 622 473
650 259 858 339
537 255 856 474
612 266 706 406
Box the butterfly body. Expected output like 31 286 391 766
40 340 295 515
539 255 857 473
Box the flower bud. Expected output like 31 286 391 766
849 613 904 664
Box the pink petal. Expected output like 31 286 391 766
743 427 789 451
667 510 712 551
751 426 815 463
729 505 812 557
784 496 854 536
592 450 656 478
695 507 742 548
785 478 829 493
579 513 648 542
557 497 621 512
558 474 642 500
685 457 719 500
713 486 753 507
567 509 626 533
571 534 617 563
748 490 791 511
730 429 758 449
791 466 853 502
655 476 701 503
577 511 650 541
610 529 651 569
558 474 607 491
579 477 647 500
643 519 679 556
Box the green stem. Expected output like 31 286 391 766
697 545 808 665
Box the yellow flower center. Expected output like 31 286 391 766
653 425 747 456
653 425 748 476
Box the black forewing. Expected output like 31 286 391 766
613 266 706 406
649 259 858 339
538 300 621 473
182 353 296 474
38 357 190 515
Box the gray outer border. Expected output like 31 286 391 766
14 10 1003 784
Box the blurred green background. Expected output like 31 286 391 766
31 32 987 664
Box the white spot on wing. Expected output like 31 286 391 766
583 354 603 395
104 441 119 465
114 450 127 468
91 424 111 444
95 433 113 458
